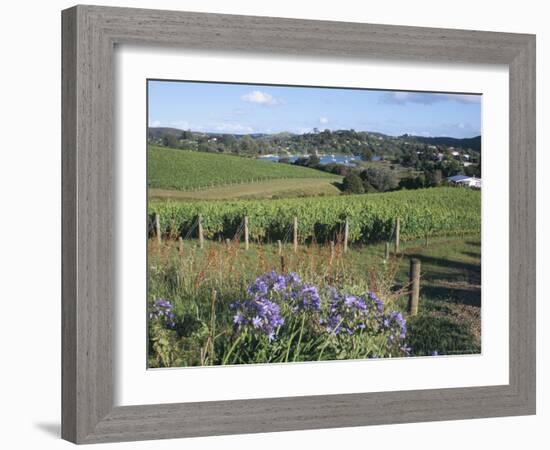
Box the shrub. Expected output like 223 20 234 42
342 172 365 194
360 167 398 192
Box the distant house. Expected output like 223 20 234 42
463 162 473 167
447 175 481 189
451 150 460 156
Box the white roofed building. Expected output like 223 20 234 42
447 175 481 189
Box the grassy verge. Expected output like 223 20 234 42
148 234 481 367
149 177 342 201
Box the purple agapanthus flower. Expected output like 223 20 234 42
149 298 176 328
367 291 385 314
285 283 321 313
285 272 302 286
230 297 285 341
323 288 376 336
248 271 287 298
382 310 407 339
232 270 410 357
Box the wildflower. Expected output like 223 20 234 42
323 289 375 336
252 316 262 328
383 310 407 339
149 298 176 328
286 283 321 312
247 270 287 298
233 313 245 325
367 291 385 313
285 272 302 286
230 297 285 341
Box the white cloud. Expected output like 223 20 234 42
241 90 281 106
382 92 481 105
213 122 254 133
148 120 196 130
319 117 329 124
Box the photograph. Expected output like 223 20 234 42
146 80 482 368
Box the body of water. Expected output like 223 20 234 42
258 154 381 166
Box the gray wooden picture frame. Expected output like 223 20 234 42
61 5 536 444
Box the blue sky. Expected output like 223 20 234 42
148 80 481 138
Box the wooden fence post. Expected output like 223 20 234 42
244 216 249 250
408 258 421 315
225 238 231 247
344 217 349 253
280 255 286 273
277 240 282 255
178 236 184 254
384 242 390 262
198 214 204 249
293 216 298 253
154 213 161 244
395 217 400 254
330 241 335 259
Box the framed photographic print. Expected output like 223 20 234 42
62 5 536 444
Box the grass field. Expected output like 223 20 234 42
149 177 343 201
147 234 481 367
148 145 340 191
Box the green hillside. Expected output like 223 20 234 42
148 146 339 191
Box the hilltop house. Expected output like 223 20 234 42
447 175 481 189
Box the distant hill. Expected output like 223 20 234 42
148 127 481 158
148 127 271 139
401 135 481 152
147 127 185 139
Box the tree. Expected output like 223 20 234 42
180 130 193 140
342 172 365 194
425 169 443 187
440 158 462 177
239 135 258 155
399 174 426 190
307 154 321 166
464 164 481 177
220 134 236 148
293 157 309 167
360 168 398 192
163 134 179 148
